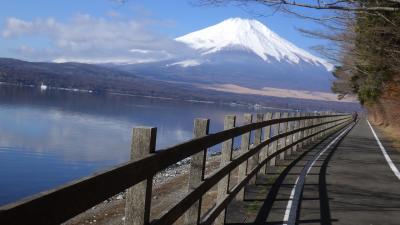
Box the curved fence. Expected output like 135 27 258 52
0 112 352 225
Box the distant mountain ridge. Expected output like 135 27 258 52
0 57 180 95
0 57 360 111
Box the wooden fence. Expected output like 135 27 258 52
0 112 353 225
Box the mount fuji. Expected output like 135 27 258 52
175 18 332 70
116 18 335 93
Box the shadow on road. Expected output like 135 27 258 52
225 123 356 225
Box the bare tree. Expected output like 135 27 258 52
198 0 400 12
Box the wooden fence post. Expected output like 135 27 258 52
279 112 288 160
309 113 314 142
328 112 333 132
286 113 294 156
249 113 263 184
260 112 272 174
309 113 316 143
315 112 320 139
314 113 318 139
185 118 210 225
322 112 327 138
304 113 311 145
124 127 157 225
316 113 320 138
215 115 236 225
298 112 305 149
319 112 324 138
302 113 307 146
319 112 324 137
237 113 252 201
268 112 281 167
292 112 301 152
314 112 320 140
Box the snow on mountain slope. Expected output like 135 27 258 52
176 18 333 71
166 59 201 67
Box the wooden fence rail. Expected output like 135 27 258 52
0 112 352 225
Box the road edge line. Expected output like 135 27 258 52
367 120 400 180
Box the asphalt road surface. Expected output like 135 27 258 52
225 118 400 225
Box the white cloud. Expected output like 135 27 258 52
2 14 194 63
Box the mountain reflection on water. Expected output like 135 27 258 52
0 86 263 205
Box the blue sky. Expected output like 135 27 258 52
0 0 331 62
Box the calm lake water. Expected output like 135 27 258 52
0 86 273 206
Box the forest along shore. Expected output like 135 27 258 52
63 153 224 225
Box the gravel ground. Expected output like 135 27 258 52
63 154 222 225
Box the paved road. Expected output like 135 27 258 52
325 119 400 225
225 118 400 224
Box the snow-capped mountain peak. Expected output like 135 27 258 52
176 17 333 71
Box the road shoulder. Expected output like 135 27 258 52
328 119 400 225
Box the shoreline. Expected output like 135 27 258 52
0 81 302 112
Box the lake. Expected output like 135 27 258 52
0 85 275 206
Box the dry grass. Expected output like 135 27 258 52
376 125 400 152
367 81 400 152
198 83 356 102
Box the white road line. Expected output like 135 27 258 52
282 125 353 225
367 120 400 180
283 177 299 223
